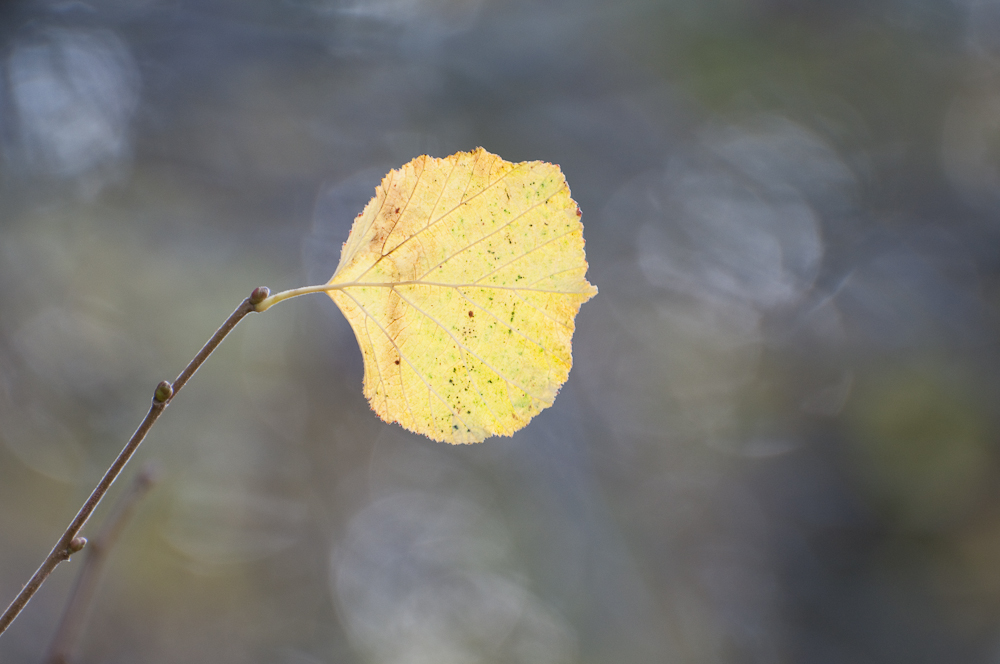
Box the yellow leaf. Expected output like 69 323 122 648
327 147 597 443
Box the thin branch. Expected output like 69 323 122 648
0 287 269 638
45 465 159 664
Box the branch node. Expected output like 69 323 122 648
68 538 87 555
249 286 270 306
153 381 173 404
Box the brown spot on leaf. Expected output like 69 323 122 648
468 310 474 317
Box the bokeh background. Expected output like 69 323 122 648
1 0 1000 662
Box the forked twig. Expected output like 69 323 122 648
45 465 159 664
0 287 269 637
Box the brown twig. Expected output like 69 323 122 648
0 287 269 638
45 465 159 664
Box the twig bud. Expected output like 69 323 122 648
153 381 173 404
68 537 87 555
249 287 270 306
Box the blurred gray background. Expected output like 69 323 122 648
1 0 999 662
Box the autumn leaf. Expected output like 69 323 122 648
264 148 596 443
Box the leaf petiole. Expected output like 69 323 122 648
254 283 341 312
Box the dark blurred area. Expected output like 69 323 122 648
1 0 999 662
